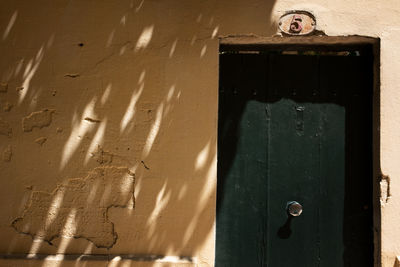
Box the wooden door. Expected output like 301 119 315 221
216 50 373 266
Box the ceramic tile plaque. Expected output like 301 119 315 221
279 11 316 35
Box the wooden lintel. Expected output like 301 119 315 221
219 35 380 51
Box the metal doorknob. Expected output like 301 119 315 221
287 201 303 217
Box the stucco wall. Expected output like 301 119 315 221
0 0 398 266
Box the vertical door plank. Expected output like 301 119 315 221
216 54 269 266
318 104 346 266
267 100 321 266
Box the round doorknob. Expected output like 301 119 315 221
287 201 303 217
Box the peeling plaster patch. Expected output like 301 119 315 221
380 174 391 205
92 146 114 165
22 109 55 132
3 102 13 112
0 118 12 136
35 137 47 146
0 83 8 92
64 74 80 78
2 145 12 162
11 166 135 248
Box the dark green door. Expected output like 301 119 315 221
216 50 373 266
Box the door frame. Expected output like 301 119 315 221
218 35 381 266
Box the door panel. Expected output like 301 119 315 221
216 51 373 267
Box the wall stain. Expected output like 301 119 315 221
3 102 13 112
11 166 135 248
22 109 55 132
2 145 12 162
0 118 12 137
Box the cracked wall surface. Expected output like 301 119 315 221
12 166 135 249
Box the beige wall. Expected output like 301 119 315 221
0 0 398 266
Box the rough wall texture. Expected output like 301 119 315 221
12 166 135 249
0 0 399 266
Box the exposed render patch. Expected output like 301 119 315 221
380 174 391 205
22 109 55 132
2 145 12 162
3 102 13 112
0 118 12 137
11 166 135 248
0 83 7 92
34 137 47 146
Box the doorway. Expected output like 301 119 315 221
216 37 379 267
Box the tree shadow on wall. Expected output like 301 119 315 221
0 0 277 266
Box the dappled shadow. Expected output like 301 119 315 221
0 0 277 266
